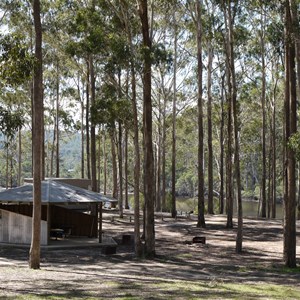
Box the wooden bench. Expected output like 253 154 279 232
101 245 117 255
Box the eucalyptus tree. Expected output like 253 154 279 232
29 0 43 270
105 0 143 255
183 0 206 227
138 0 155 257
0 33 32 186
195 0 206 227
283 0 297 268
61 0 108 189
217 0 244 251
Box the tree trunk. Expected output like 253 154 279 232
90 55 97 192
119 0 142 255
118 121 123 218
110 130 118 200
124 128 129 209
29 0 43 269
207 39 214 215
283 0 297 268
5 140 9 189
272 88 277 219
196 0 206 228
97 131 101 192
223 1 233 229
226 2 242 253
18 128 22 186
156 95 162 213
196 0 205 228
55 59 60 178
86 60 91 180
103 131 107 195
162 91 167 212
80 75 85 179
293 0 300 222
138 0 155 258
219 75 225 214
171 8 177 219
131 61 142 256
260 11 267 218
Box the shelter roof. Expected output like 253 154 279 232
0 180 117 204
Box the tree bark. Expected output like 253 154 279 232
118 121 123 218
131 61 142 256
223 1 233 229
227 1 242 253
156 94 162 213
219 75 225 214
171 8 177 219
29 0 43 269
196 0 205 228
55 59 60 178
89 55 97 192
80 74 85 179
207 39 214 215
124 128 129 209
138 0 155 257
162 89 167 212
111 130 118 200
283 0 297 268
103 131 107 195
86 60 91 180
18 128 22 186
260 10 267 218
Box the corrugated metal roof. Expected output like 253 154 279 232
0 180 117 204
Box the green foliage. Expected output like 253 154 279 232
288 132 300 162
0 106 24 139
91 82 133 129
0 33 34 86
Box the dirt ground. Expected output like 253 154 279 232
0 211 299 299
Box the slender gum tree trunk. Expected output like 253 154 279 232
260 10 267 218
227 1 242 253
80 75 85 179
111 130 118 199
124 128 129 209
131 62 142 256
196 0 205 228
223 1 233 229
86 60 91 180
90 55 97 192
162 92 167 212
207 40 214 215
118 0 142 256
29 0 43 269
283 0 297 268
118 121 123 218
219 75 225 214
103 131 107 195
156 95 162 213
138 0 155 257
55 59 60 178
171 8 177 219
18 128 22 186
97 131 101 192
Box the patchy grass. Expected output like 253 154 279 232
3 280 300 300
273 266 300 274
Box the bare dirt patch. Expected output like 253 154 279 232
0 212 299 299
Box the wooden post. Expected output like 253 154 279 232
47 204 51 245
98 202 102 243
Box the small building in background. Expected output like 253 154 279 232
0 179 116 246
